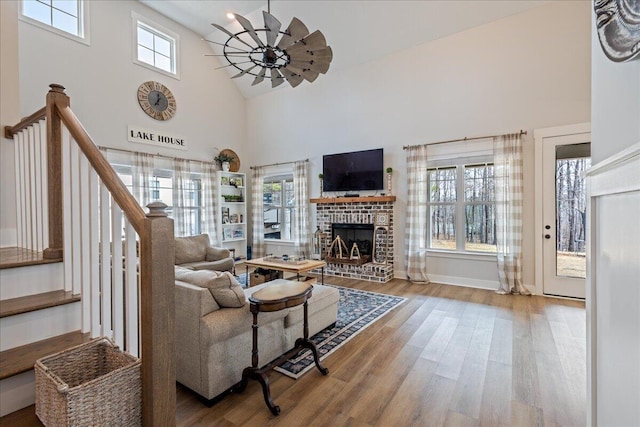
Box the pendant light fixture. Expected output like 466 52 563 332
206 0 333 88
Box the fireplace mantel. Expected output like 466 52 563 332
310 196 396 204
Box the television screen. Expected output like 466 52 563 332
323 148 384 193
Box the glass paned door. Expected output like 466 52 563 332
555 150 590 278
542 134 590 298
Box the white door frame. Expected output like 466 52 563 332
534 123 591 296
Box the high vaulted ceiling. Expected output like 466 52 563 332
140 1 551 98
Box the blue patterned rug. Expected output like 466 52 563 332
274 285 406 379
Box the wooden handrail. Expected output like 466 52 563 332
4 106 46 139
53 97 146 233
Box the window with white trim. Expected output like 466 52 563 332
21 0 88 41
134 16 178 77
116 167 203 236
263 174 294 241
427 159 496 253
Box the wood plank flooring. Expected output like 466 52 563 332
1 277 586 426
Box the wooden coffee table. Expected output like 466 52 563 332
236 279 329 415
244 257 326 286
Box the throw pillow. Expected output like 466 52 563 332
174 268 246 308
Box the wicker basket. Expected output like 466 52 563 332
35 338 141 427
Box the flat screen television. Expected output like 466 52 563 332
322 148 384 193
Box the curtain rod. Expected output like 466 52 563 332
250 158 309 169
99 146 215 165
402 129 527 150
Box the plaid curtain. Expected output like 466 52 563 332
494 133 529 294
251 167 265 258
405 145 430 283
132 151 154 209
172 158 191 237
201 161 220 244
293 161 311 258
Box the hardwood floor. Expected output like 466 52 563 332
175 278 585 427
2 277 586 426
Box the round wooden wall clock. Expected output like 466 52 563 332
137 81 176 121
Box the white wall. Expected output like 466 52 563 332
4 0 247 213
589 9 640 426
246 1 592 287
0 1 20 247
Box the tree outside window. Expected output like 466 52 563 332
427 163 496 253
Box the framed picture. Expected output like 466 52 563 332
221 176 229 185
229 177 243 187
232 229 244 238
222 207 230 224
223 228 232 240
229 214 239 224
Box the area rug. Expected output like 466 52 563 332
274 285 406 379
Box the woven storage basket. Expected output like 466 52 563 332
35 338 141 427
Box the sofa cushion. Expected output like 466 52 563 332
179 258 234 273
174 268 245 308
206 246 231 261
175 234 210 264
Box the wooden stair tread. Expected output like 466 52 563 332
0 247 62 269
0 331 90 380
0 290 80 318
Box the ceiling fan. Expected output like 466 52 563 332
205 1 333 88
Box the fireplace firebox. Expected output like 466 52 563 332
331 223 374 256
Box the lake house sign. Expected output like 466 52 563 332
127 126 187 150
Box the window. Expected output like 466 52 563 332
263 174 294 241
427 162 496 253
116 167 202 236
21 0 88 42
133 14 179 77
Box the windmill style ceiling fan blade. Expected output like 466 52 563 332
234 14 265 48
270 68 285 88
276 17 310 49
262 11 282 47
284 65 319 82
210 23 254 49
287 46 333 64
280 67 304 88
231 65 258 79
288 58 331 74
296 30 328 51
252 67 267 86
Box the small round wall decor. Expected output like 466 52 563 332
137 81 176 121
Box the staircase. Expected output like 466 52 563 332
0 248 88 417
0 85 176 425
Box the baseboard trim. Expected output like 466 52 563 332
426 274 498 290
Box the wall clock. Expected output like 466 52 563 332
137 81 176 121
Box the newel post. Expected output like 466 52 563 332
139 201 176 427
43 83 68 259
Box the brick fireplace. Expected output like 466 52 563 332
312 196 395 282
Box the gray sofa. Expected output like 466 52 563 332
175 233 234 272
174 268 340 403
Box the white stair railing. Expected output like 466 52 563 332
4 84 175 426
10 115 48 253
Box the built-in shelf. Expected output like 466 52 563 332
310 196 396 204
